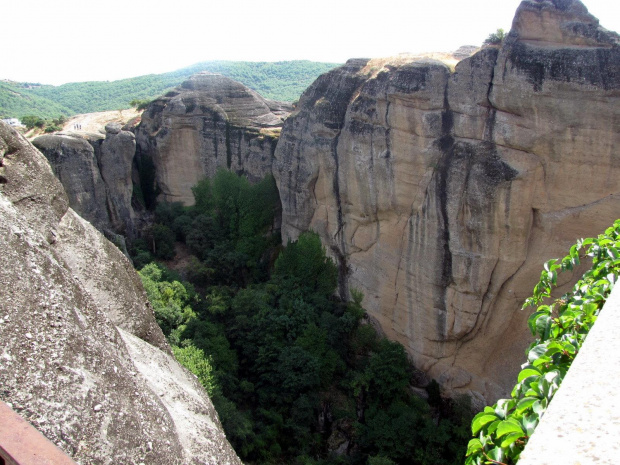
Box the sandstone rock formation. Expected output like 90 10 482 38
135 73 292 205
0 121 241 464
96 122 137 235
32 133 110 232
274 0 620 402
33 123 137 239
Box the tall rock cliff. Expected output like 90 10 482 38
135 73 292 205
274 0 620 402
33 122 137 239
0 121 242 465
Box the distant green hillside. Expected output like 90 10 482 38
0 61 339 119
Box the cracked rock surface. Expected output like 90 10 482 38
274 0 620 403
0 121 241 464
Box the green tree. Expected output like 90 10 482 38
21 115 45 129
150 223 176 260
172 344 217 395
484 28 506 45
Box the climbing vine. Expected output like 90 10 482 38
465 219 620 464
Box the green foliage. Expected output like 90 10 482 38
129 98 152 110
273 231 339 298
466 220 620 464
21 115 46 129
184 170 280 285
172 344 217 395
150 224 176 260
20 114 62 133
138 263 197 342
136 172 473 465
44 124 61 133
0 61 339 119
483 28 506 46
0 82 72 119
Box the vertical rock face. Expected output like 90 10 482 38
135 73 292 205
33 124 137 238
0 121 242 465
274 0 620 402
32 134 110 232
97 123 137 235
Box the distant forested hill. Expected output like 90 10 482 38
0 60 339 119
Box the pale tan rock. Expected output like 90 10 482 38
135 73 292 205
275 0 620 402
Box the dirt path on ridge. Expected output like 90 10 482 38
61 108 142 134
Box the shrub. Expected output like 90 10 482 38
483 28 506 46
129 98 152 111
151 223 176 260
44 124 61 133
466 220 620 464
172 344 217 395
22 115 45 129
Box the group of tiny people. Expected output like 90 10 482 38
73 123 82 130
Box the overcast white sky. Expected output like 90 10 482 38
3 0 620 85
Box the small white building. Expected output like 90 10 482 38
2 118 23 126
1 118 23 127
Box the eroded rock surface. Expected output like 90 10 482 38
135 73 292 205
33 123 137 238
97 123 137 235
0 121 241 465
32 134 110 232
274 0 620 402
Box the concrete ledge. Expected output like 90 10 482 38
519 284 620 464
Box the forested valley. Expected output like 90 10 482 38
131 170 472 465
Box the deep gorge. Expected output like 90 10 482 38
2 0 620 463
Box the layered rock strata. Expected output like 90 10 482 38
0 121 241 465
135 73 292 205
274 0 620 402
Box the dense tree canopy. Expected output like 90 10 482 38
135 170 472 465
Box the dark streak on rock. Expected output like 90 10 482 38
434 86 455 339
507 41 620 92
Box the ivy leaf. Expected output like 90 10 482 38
518 368 540 382
522 413 539 436
515 397 537 414
487 419 501 435
471 413 498 435
487 446 504 463
500 431 524 448
537 313 553 339
527 310 548 334
496 419 525 438
528 344 548 363
466 438 483 455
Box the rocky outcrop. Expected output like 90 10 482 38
32 133 110 232
97 123 137 234
274 0 620 402
0 121 241 464
135 73 292 205
34 123 137 239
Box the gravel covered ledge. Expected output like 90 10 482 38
519 284 620 465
